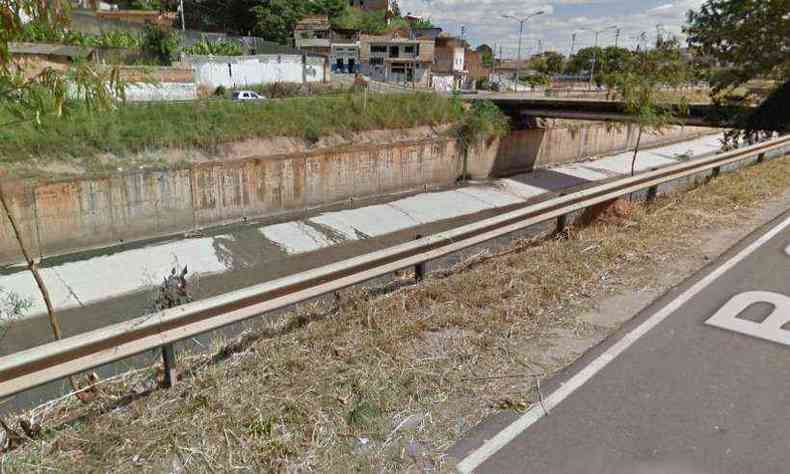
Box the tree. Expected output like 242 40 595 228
685 0 790 142
252 0 307 44
308 0 347 19
564 47 601 76
605 40 690 176
477 44 494 68
0 1 121 389
141 23 180 65
533 51 564 76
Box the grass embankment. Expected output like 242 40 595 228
5 154 790 471
0 93 464 165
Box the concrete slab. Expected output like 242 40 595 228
1 237 230 317
583 153 679 175
456 186 525 207
497 179 549 199
309 203 421 239
550 164 612 181
259 222 336 255
390 190 493 224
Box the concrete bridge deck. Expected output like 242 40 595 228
473 94 755 129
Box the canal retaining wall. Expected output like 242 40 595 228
0 122 717 264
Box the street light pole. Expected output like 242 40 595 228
179 0 186 32
503 10 545 93
516 20 524 93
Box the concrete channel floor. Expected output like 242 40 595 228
0 133 725 321
0 133 729 408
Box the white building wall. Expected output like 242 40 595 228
186 55 326 89
125 82 198 102
432 73 455 92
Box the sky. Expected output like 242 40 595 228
397 0 707 57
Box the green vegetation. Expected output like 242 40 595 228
19 23 142 49
603 39 691 175
182 36 244 56
685 0 789 142
140 24 180 65
0 93 464 163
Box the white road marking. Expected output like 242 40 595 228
705 291 790 347
456 214 790 473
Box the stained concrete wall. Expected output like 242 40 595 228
0 140 460 264
0 121 719 263
470 121 720 178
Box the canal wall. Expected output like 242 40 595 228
0 122 718 264
469 120 719 178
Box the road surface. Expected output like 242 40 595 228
452 209 790 473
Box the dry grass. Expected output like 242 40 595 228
3 155 790 472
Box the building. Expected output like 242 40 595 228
9 42 97 79
465 49 489 87
431 36 466 91
331 43 360 73
359 34 434 86
349 0 390 11
294 15 332 56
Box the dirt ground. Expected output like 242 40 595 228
2 155 790 472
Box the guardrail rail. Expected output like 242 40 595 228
0 136 788 400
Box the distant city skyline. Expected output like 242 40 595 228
398 0 706 57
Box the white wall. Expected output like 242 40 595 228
432 74 455 92
125 82 197 102
186 55 326 89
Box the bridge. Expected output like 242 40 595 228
474 94 757 129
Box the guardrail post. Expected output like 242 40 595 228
556 214 567 234
414 234 425 283
646 185 658 202
712 166 721 178
161 344 177 388
757 152 766 164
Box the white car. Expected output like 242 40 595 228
231 91 265 101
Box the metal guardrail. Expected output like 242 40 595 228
0 136 788 399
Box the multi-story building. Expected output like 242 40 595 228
359 34 435 86
432 36 466 91
294 15 332 56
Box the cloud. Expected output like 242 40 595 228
398 0 705 55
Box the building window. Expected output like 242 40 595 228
371 45 387 53
404 46 414 54
389 46 399 58
370 57 384 65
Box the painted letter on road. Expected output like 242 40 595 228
705 291 790 347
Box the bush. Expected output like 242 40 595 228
182 37 244 56
141 24 180 65
214 85 227 97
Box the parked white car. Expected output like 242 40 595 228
231 91 265 101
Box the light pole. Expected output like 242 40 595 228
589 25 617 89
179 0 186 32
502 10 545 93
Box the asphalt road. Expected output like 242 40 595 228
453 209 790 474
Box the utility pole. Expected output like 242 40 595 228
570 33 577 56
503 10 545 93
179 0 186 32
